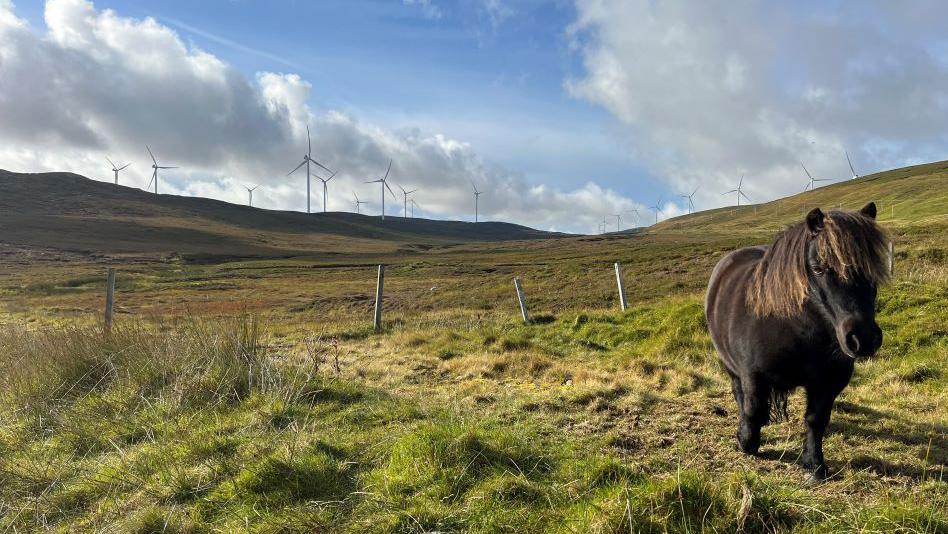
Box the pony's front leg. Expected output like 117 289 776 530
737 376 770 455
802 386 835 480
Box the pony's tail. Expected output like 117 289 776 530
769 389 790 423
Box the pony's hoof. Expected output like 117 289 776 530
804 465 829 485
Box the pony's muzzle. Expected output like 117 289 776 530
840 318 883 358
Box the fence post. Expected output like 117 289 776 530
513 277 530 324
105 268 116 334
888 241 894 276
614 262 628 311
373 265 385 333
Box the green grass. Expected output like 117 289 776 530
1 160 947 531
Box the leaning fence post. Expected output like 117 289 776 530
614 262 628 311
105 268 116 334
513 277 530 324
888 241 894 276
373 265 385 333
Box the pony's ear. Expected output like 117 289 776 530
806 208 825 234
859 202 877 219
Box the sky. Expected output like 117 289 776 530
1 0 947 233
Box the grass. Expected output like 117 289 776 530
0 161 946 531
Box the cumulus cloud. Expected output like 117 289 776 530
0 0 649 233
567 0 948 208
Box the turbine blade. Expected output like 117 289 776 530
146 145 157 165
723 189 737 195
106 156 116 169
365 179 383 184
801 162 812 180
407 189 417 194
158 166 177 169
118 163 131 171
311 159 333 174
384 181 396 198
383 159 392 182
288 160 307 176
740 191 751 201
846 150 856 176
307 125 311 156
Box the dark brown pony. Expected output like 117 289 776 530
705 202 889 480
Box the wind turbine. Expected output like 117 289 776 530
288 126 333 213
601 216 609 234
145 146 177 195
649 198 663 225
366 159 396 220
680 187 698 214
410 198 420 218
245 185 258 207
472 183 483 223
316 171 336 213
846 150 858 180
613 214 622 232
625 208 641 226
801 162 830 192
106 157 130 185
353 191 367 214
723 176 750 207
397 184 418 218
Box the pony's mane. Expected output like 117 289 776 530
748 210 890 317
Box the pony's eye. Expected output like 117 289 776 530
812 266 826 276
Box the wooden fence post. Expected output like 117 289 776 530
614 262 628 311
513 277 530 324
373 265 385 333
105 268 116 334
888 241 894 276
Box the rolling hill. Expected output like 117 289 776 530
0 170 563 258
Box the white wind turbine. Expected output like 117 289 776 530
723 175 750 207
366 160 396 220
397 184 418 218
801 162 830 192
472 182 483 223
145 146 177 195
410 198 420 218
316 171 337 213
353 191 368 214
649 198 663 225
288 126 333 213
613 213 622 232
106 157 130 185
846 150 859 180
680 187 698 214
245 185 258 207
625 208 641 226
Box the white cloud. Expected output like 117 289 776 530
482 0 514 28
0 0 653 233
567 0 948 209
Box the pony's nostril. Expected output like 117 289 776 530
845 332 861 354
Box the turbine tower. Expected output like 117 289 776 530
145 146 177 195
680 187 698 214
366 159 396 220
801 162 830 192
106 157 130 185
316 171 336 213
649 198 663 225
245 185 258 207
723 176 750 207
410 198 420 218
288 126 332 213
353 192 367 214
846 150 858 180
613 214 622 232
397 184 418 218
472 183 483 223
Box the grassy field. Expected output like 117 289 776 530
0 163 946 532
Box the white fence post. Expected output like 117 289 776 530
513 277 530 324
105 268 116 334
614 262 628 311
374 265 385 333
888 241 894 276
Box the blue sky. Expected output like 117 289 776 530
3 0 947 231
10 0 663 219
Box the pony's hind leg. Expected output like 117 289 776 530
737 376 771 455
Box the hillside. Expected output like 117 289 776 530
0 170 563 258
652 160 948 236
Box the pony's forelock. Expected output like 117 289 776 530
747 209 889 317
